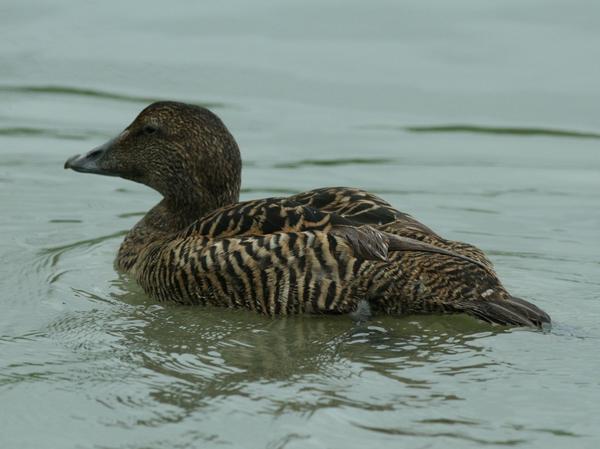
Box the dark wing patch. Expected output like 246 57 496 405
331 225 389 261
182 198 353 239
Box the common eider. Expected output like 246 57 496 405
64 101 550 327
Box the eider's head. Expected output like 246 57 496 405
65 101 241 209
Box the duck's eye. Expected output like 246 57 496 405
144 125 157 135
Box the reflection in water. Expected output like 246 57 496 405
38 272 508 431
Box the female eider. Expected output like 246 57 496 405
64 101 550 327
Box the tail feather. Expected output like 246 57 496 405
458 296 551 328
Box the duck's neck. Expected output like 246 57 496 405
117 190 239 273
145 197 219 234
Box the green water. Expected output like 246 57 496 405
1 1 599 448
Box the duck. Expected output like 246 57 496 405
64 101 551 327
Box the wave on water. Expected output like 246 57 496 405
0 84 227 109
362 123 600 140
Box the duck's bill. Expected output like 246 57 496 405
64 139 118 176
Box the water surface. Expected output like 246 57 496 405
1 1 599 448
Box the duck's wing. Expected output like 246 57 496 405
289 187 495 271
180 198 487 268
288 186 434 230
184 188 435 239
181 197 343 239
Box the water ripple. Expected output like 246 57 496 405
36 230 127 271
273 157 396 169
352 423 528 446
363 123 600 140
0 126 109 141
406 124 600 139
0 84 227 109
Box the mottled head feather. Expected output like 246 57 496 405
77 101 242 213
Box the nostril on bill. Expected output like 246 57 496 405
87 149 103 159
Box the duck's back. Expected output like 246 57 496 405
288 187 494 270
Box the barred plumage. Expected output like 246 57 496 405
65 101 550 327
